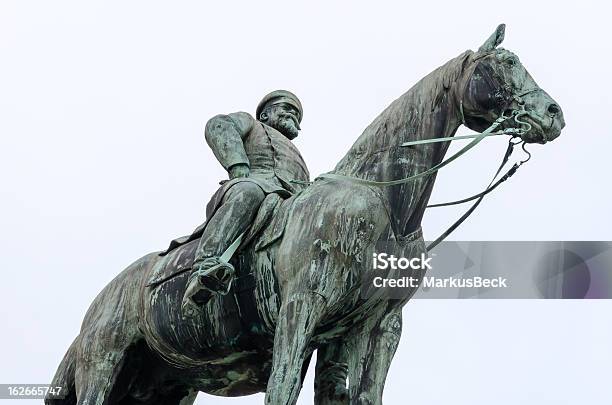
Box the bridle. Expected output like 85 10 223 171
316 71 542 251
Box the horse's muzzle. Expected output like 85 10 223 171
520 91 565 144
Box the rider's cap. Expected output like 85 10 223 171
256 90 303 123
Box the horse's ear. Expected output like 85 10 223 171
478 24 506 52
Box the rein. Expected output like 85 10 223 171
425 136 530 250
317 115 508 187
315 103 534 251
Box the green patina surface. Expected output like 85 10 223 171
48 25 564 405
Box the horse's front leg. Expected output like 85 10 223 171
347 303 403 405
265 290 326 405
314 341 349 405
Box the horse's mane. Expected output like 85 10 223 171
334 50 474 177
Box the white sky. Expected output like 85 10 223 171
1 1 611 404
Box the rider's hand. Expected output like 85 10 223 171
229 164 250 179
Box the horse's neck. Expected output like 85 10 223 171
334 51 471 236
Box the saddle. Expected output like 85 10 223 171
146 192 297 288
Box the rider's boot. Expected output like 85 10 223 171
180 182 265 316
181 256 235 317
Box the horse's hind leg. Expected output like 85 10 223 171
74 353 124 404
73 285 143 403
73 328 139 405
73 313 146 405
46 338 78 405
346 304 403 405
69 254 147 404
265 291 326 405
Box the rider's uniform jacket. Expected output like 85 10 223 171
205 111 310 194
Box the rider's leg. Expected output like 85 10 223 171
182 181 265 310
194 181 265 260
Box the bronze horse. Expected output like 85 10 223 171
48 25 564 405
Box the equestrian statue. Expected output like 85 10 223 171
47 25 565 405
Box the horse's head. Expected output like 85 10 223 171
460 24 565 143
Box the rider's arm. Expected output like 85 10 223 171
204 111 254 172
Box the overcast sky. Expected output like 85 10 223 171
1 1 611 404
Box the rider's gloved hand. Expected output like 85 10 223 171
228 163 250 179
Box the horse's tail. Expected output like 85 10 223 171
45 337 78 405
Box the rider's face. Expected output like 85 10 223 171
262 103 301 140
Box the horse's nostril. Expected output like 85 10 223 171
547 104 560 115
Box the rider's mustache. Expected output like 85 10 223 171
279 112 301 130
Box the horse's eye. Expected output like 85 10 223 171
506 59 516 67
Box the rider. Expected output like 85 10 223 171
178 90 310 314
